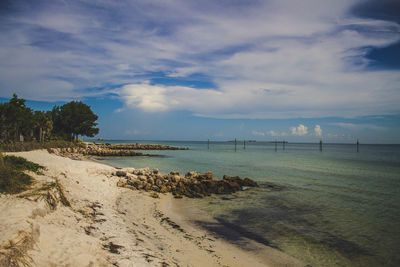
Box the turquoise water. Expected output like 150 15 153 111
99 140 400 266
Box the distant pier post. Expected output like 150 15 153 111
319 140 323 152
283 140 286 150
235 138 237 152
275 139 277 152
243 139 246 149
357 138 359 153
208 139 210 150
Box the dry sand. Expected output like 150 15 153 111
0 150 304 267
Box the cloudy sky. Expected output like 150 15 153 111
0 0 399 142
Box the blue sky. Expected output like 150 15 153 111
0 0 399 143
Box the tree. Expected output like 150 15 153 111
0 94 33 142
33 111 53 142
53 101 99 141
0 95 99 142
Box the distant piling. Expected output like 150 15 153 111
357 138 359 153
283 140 286 150
319 140 323 152
208 139 210 150
235 138 237 152
275 139 277 152
243 139 246 150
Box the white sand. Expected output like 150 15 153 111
0 150 304 266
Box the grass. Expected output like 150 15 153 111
17 182 56 200
0 228 36 267
2 155 45 174
18 180 71 208
0 154 45 194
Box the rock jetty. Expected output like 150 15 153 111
113 168 258 198
47 143 187 157
96 143 188 150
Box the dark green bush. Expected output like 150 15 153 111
0 167 33 194
0 154 44 194
3 155 44 174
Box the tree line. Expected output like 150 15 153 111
0 94 99 143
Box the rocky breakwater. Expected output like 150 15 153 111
47 145 155 158
47 143 188 158
114 168 258 198
98 143 188 150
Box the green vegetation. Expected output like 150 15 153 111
0 94 99 146
0 140 82 152
0 93 96 195
2 155 44 174
50 101 99 141
0 94 52 143
0 154 44 194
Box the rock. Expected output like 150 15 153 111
151 185 160 192
217 186 225 194
227 181 240 191
113 168 258 198
117 179 127 187
152 168 159 174
242 177 258 187
172 175 181 183
150 192 159 198
126 173 138 180
185 171 199 178
138 175 147 181
202 172 213 180
155 179 163 186
127 168 136 174
136 181 144 190
124 185 136 190
115 170 127 177
160 186 169 193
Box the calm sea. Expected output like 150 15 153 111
99 140 400 267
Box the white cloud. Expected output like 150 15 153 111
252 130 265 136
267 130 279 137
290 124 308 136
1 0 399 119
314 125 322 137
331 122 386 131
118 82 223 113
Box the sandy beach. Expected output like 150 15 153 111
0 150 304 266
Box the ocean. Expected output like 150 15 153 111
98 140 400 267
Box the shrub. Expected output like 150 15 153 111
0 167 33 194
3 155 44 174
0 154 44 194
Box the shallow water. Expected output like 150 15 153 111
101 140 400 266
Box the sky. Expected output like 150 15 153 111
0 0 399 143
